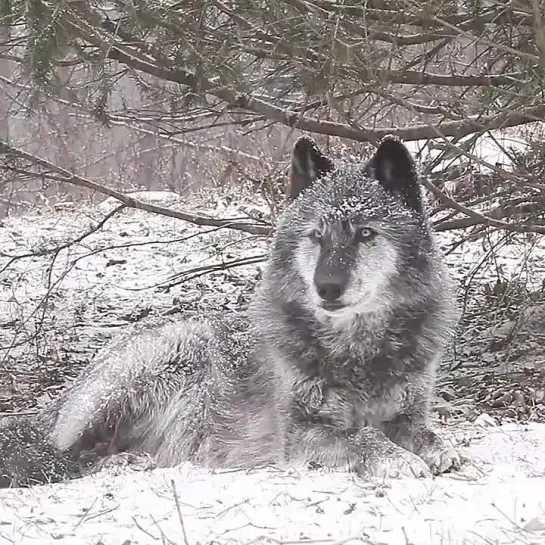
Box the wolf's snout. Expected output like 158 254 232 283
317 281 342 301
314 270 346 306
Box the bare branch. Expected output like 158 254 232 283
0 140 272 236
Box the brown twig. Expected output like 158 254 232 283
0 140 272 236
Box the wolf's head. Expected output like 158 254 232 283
268 135 442 325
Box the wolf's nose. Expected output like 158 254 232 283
316 281 343 302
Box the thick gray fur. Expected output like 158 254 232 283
0 135 459 488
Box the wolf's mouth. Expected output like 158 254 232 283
321 301 346 312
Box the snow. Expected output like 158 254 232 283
0 196 265 304
0 420 544 545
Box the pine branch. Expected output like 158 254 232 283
59 6 536 144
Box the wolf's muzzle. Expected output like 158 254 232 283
314 269 348 309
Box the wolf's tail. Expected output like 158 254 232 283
0 413 81 488
50 319 199 454
0 321 174 488
0 316 235 487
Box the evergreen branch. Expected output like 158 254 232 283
308 3 534 27
66 4 519 89
57 6 535 144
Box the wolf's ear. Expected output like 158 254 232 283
289 137 334 199
368 136 422 213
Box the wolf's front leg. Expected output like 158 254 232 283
384 410 460 475
354 426 432 478
286 422 431 479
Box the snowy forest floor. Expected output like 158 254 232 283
0 190 545 544
0 421 544 545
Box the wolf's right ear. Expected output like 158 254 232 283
367 135 422 214
289 137 334 199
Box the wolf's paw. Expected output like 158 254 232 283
89 452 157 476
362 447 432 479
419 440 461 475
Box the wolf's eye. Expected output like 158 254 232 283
354 227 376 243
308 229 322 244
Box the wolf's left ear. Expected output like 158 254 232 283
368 136 422 213
289 137 334 199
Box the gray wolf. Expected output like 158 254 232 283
0 135 460 488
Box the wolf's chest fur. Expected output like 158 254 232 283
285 313 417 431
297 348 409 429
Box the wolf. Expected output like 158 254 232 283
0 135 459 488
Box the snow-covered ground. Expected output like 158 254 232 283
0 420 544 545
